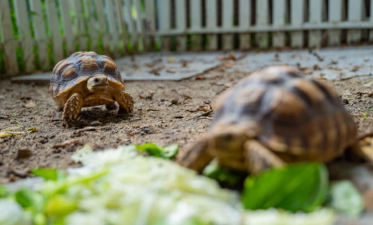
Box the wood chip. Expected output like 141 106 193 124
125 132 135 137
16 149 33 159
53 139 79 148
24 101 36 108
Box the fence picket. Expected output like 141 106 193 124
134 0 145 51
256 0 269 48
0 0 19 75
222 0 234 50
84 0 99 52
46 0 64 63
272 0 286 48
239 0 250 50
145 0 156 50
123 0 135 53
159 0 171 51
59 0 75 56
190 0 202 51
106 0 120 57
72 0 88 51
328 0 342 46
29 0 50 70
347 0 363 44
308 0 322 48
291 0 304 48
370 0 373 42
176 0 186 51
206 0 217 51
14 0 35 73
95 0 111 55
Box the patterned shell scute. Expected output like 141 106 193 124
50 51 124 97
212 66 358 159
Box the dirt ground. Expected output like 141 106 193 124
1 62 373 186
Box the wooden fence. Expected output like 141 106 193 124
0 0 373 78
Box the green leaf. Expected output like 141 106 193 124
161 144 179 159
135 143 179 159
362 107 373 120
203 159 246 188
136 143 163 157
45 195 77 218
31 168 65 181
0 186 9 198
242 163 328 213
14 189 44 211
327 180 364 218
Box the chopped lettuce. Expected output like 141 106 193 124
1 145 336 225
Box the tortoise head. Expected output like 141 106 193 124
87 74 108 93
209 124 252 152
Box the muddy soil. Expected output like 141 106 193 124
1 64 373 186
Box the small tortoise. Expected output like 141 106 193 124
50 51 134 126
177 66 371 174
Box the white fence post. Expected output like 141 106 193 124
14 0 35 73
106 0 120 57
190 0 202 51
239 0 250 50
59 0 75 56
0 0 19 75
159 0 171 51
308 0 323 48
291 0 305 48
176 0 187 51
206 0 218 51
256 0 269 49
328 0 342 46
273 0 286 48
29 0 50 70
46 0 64 62
222 0 234 50
347 0 363 44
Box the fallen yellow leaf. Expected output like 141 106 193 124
0 132 12 138
27 127 37 132
1 126 21 131
168 57 174 63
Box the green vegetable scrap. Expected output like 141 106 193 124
135 143 179 159
327 180 364 218
31 168 66 182
0 145 337 225
242 163 328 213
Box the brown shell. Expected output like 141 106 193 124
212 65 358 162
49 51 124 100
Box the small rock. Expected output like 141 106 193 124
90 121 102 126
16 149 33 159
170 99 178 105
11 168 29 178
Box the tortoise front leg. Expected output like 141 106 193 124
62 93 84 127
177 135 214 173
112 90 134 115
244 140 285 175
348 134 373 163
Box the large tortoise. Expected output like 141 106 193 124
177 66 371 174
50 51 134 126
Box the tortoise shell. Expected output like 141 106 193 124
49 51 124 100
212 66 358 162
